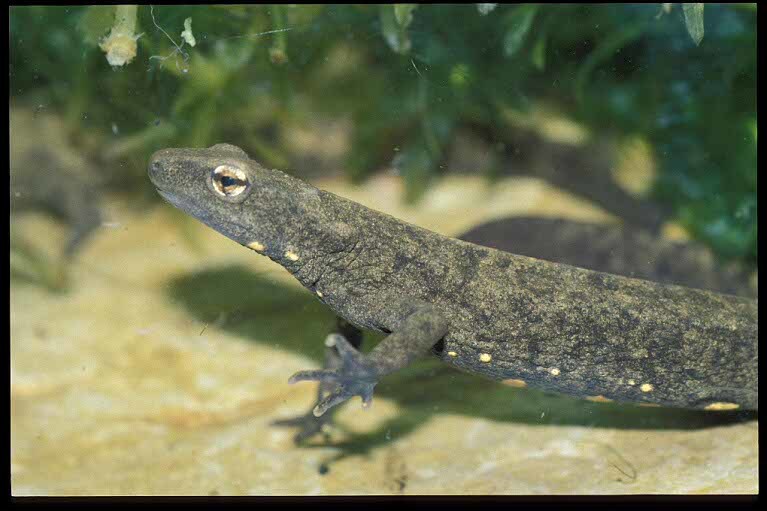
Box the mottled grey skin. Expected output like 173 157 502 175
459 217 757 299
148 144 758 419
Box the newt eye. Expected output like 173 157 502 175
211 165 249 198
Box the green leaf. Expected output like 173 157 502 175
531 34 546 70
503 4 539 58
682 3 704 46
393 4 417 28
476 4 497 16
574 20 652 104
77 5 115 46
380 5 412 54
449 63 471 89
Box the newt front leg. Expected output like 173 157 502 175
289 302 449 416
272 319 363 443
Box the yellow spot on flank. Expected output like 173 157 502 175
247 241 265 252
285 251 299 261
502 379 527 388
638 403 661 408
640 383 654 393
447 351 458 357
550 368 560 376
585 395 613 403
479 353 492 363
316 290 323 298
627 379 636 386
704 402 740 411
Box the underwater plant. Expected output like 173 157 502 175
9 4 756 265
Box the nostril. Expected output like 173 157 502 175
149 160 162 177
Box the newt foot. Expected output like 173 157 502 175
289 334 378 417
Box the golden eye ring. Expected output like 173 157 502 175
211 165 249 198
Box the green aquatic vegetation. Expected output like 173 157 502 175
502 4 539 58
380 4 417 55
9 4 756 265
681 3 705 46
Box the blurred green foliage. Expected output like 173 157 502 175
9 4 756 264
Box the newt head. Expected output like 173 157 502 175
148 143 325 262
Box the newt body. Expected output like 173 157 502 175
148 144 758 417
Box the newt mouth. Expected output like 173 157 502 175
155 188 180 206
153 187 233 239
154 188 197 216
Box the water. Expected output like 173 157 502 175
10 4 757 495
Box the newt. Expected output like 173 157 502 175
11 107 102 260
148 144 758 430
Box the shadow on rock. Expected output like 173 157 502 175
167 264 756 459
